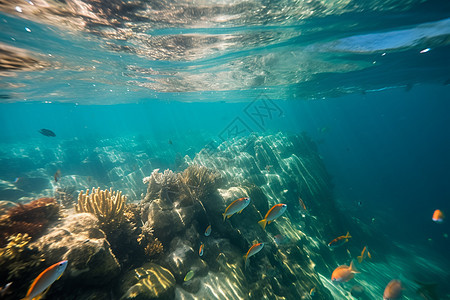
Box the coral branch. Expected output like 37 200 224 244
76 187 127 233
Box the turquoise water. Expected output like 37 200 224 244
1 0 450 299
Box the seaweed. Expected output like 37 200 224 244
0 197 60 247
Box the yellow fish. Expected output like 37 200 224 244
222 197 251 221
184 270 195 282
22 260 68 300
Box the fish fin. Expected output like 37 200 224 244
238 209 243 214
345 231 352 238
258 219 267 230
268 220 273 224
223 213 226 221
357 255 363 263
349 261 360 273
367 251 371 259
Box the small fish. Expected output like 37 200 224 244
258 204 287 230
357 201 363 207
309 287 316 296
274 234 289 245
204 225 211 237
328 232 351 248
168 140 173 145
357 246 371 263
415 280 439 300
350 285 365 298
14 177 20 183
0 282 12 297
331 261 359 283
22 260 68 300
243 242 264 269
38 128 56 137
199 243 204 256
184 270 195 282
222 197 251 221
299 197 307 211
54 170 61 182
432 209 444 223
383 279 403 300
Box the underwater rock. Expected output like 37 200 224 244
30 213 120 286
161 235 208 283
120 263 176 300
140 169 210 245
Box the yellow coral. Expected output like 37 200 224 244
76 187 127 233
0 233 31 260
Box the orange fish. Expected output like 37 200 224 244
383 279 403 299
204 225 212 236
299 197 307 211
357 246 371 263
243 242 264 268
223 197 251 221
258 204 287 230
199 243 204 256
328 232 351 248
432 209 444 223
331 261 359 283
22 260 68 300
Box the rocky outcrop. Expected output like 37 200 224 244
31 213 120 286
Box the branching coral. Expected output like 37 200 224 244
137 221 163 257
143 168 181 203
76 187 127 233
180 165 221 201
0 198 60 247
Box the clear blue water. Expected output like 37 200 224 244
1 0 450 299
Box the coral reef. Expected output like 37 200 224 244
138 221 163 258
179 165 221 202
0 197 60 247
76 187 127 233
136 133 339 299
0 233 44 282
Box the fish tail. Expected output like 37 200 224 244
345 231 352 238
243 255 248 269
367 251 372 259
357 255 363 263
258 219 267 230
350 261 360 273
223 213 227 221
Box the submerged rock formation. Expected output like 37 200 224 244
30 213 120 288
139 133 339 299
